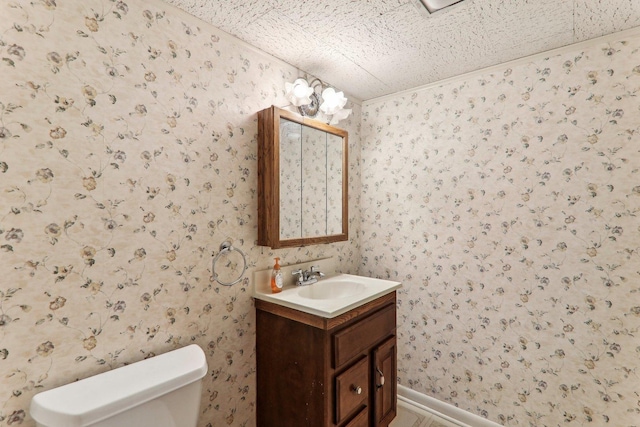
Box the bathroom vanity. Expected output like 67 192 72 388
255 274 400 427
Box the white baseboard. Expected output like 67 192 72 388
397 385 502 427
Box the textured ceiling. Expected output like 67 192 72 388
163 0 640 101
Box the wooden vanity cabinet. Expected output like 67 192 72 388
255 292 397 427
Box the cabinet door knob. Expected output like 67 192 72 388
351 385 362 395
376 367 385 389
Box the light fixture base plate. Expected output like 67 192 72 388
298 92 320 118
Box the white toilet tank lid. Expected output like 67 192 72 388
30 344 208 427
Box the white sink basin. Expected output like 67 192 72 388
253 273 402 318
298 279 366 300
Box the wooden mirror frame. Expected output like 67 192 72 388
257 106 348 249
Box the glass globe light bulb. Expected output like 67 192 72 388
285 78 314 107
320 88 347 116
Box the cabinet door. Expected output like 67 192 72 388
372 336 397 426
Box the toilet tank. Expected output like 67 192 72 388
30 344 208 427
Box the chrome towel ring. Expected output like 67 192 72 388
211 241 247 286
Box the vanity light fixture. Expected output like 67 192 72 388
284 77 352 125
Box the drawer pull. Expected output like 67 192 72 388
376 367 385 389
351 385 363 395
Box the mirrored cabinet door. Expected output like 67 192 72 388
258 106 348 249
326 132 344 236
300 124 328 239
278 119 303 240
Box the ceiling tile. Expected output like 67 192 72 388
574 0 640 40
166 0 277 30
163 0 640 100
227 9 388 100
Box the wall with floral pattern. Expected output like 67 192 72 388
0 0 361 425
361 32 640 426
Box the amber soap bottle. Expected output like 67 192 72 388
270 257 283 293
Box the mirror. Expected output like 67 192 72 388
258 106 348 248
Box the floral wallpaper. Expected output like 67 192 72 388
0 0 360 426
361 34 640 426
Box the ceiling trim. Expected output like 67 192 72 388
364 24 640 106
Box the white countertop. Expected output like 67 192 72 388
253 273 402 318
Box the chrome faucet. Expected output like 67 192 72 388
292 266 325 286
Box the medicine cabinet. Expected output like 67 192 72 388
257 106 348 248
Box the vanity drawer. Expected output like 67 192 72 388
333 303 396 368
335 357 369 425
344 407 368 427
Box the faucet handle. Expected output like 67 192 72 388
310 266 325 278
292 269 303 283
